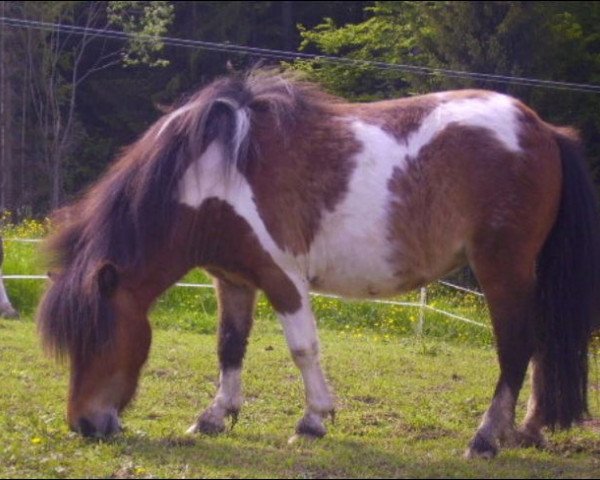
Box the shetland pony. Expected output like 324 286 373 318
0 237 19 318
37 71 600 459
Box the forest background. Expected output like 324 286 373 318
1 1 599 217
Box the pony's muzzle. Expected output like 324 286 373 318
73 411 121 438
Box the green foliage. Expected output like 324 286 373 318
296 2 600 181
24 1 368 211
5 1 600 213
108 1 174 67
420 3 554 81
295 2 433 100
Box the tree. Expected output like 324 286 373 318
2 1 173 211
2 1 371 215
296 1 600 182
295 2 430 100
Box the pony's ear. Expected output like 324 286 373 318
96 262 119 298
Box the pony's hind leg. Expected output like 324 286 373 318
188 278 256 435
465 246 537 459
516 357 547 448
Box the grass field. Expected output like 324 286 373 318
1 231 599 478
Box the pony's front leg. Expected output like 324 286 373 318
188 279 256 435
275 281 335 441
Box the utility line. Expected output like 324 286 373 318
2 16 600 94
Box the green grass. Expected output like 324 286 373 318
1 319 599 478
1 236 599 478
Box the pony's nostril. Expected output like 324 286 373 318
75 413 121 438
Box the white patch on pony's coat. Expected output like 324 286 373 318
178 93 522 300
421 93 522 153
177 140 300 274
278 281 334 414
215 368 243 411
304 121 403 298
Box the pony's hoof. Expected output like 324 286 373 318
287 433 320 445
514 428 547 449
187 419 225 435
192 418 225 435
295 413 327 439
187 407 240 435
464 434 498 460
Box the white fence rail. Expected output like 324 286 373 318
2 238 490 331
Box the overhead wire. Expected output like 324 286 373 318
1 16 600 94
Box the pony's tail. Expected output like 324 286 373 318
535 127 600 429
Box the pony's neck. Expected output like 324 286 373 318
124 207 204 310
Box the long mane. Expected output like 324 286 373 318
37 69 339 361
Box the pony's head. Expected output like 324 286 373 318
39 215 154 436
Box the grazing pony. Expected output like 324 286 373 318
0 237 19 318
37 71 600 459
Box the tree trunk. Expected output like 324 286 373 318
18 42 28 217
0 1 6 211
4 67 12 212
51 151 61 210
281 1 293 51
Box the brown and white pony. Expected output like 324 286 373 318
0 237 19 318
37 70 600 459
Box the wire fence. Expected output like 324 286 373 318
1 237 490 331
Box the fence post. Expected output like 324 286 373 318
417 286 427 335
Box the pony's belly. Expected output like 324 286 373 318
306 234 422 299
309 268 401 299
307 249 455 299
304 216 462 300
